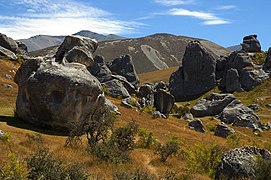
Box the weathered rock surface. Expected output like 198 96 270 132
191 93 236 117
219 100 262 129
154 90 175 115
15 58 113 131
0 46 17 60
214 123 235 138
215 147 271 179
16 41 28 54
107 54 140 88
219 51 269 92
102 79 130 98
121 97 139 109
154 81 167 91
55 35 97 67
90 55 112 83
263 47 271 71
0 33 19 53
241 34 261 52
188 119 205 133
169 41 216 101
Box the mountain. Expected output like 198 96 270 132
19 30 126 52
95 33 231 73
227 44 242 51
29 33 230 73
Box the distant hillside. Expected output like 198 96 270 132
227 44 242 51
95 33 231 73
19 30 126 52
29 33 230 73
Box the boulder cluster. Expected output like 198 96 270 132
0 33 27 60
170 35 271 101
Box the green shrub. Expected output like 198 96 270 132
141 106 156 114
1 132 10 143
186 143 225 178
26 133 44 144
89 142 131 164
0 152 28 180
226 133 240 148
255 157 271 180
89 121 138 164
111 121 138 152
113 168 154 180
155 136 180 162
27 148 89 180
137 128 159 149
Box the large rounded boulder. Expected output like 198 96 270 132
15 58 113 131
169 41 216 101
55 35 97 67
216 147 271 179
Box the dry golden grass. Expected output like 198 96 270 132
138 66 178 84
1 59 271 179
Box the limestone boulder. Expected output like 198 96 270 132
107 54 140 88
15 58 113 131
102 79 130 98
188 119 205 133
0 33 19 53
214 123 235 138
154 90 175 115
219 100 262 129
263 47 271 71
191 93 236 117
90 55 112 83
169 41 216 101
219 51 269 92
0 46 17 60
241 34 261 52
215 147 271 179
55 35 97 67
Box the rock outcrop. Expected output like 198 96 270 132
55 35 97 67
102 79 130 98
241 34 261 52
191 93 236 117
15 58 115 131
90 55 112 83
0 46 17 60
188 119 205 133
154 90 175 115
169 41 216 101
214 123 235 138
0 33 19 54
215 147 271 179
219 100 261 129
107 54 140 88
263 47 271 71
219 51 269 92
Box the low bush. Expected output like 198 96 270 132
113 168 154 180
27 148 89 180
186 143 225 178
89 121 138 164
0 152 28 180
255 156 271 180
26 133 44 144
137 128 159 149
155 136 180 162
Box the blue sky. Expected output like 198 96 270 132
0 0 270 49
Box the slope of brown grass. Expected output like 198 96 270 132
0 60 271 179
138 66 178 84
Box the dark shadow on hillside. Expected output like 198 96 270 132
0 115 68 136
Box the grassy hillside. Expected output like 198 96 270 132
0 59 271 179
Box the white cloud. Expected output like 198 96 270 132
154 0 195 6
168 8 230 25
0 0 142 39
215 5 237 10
